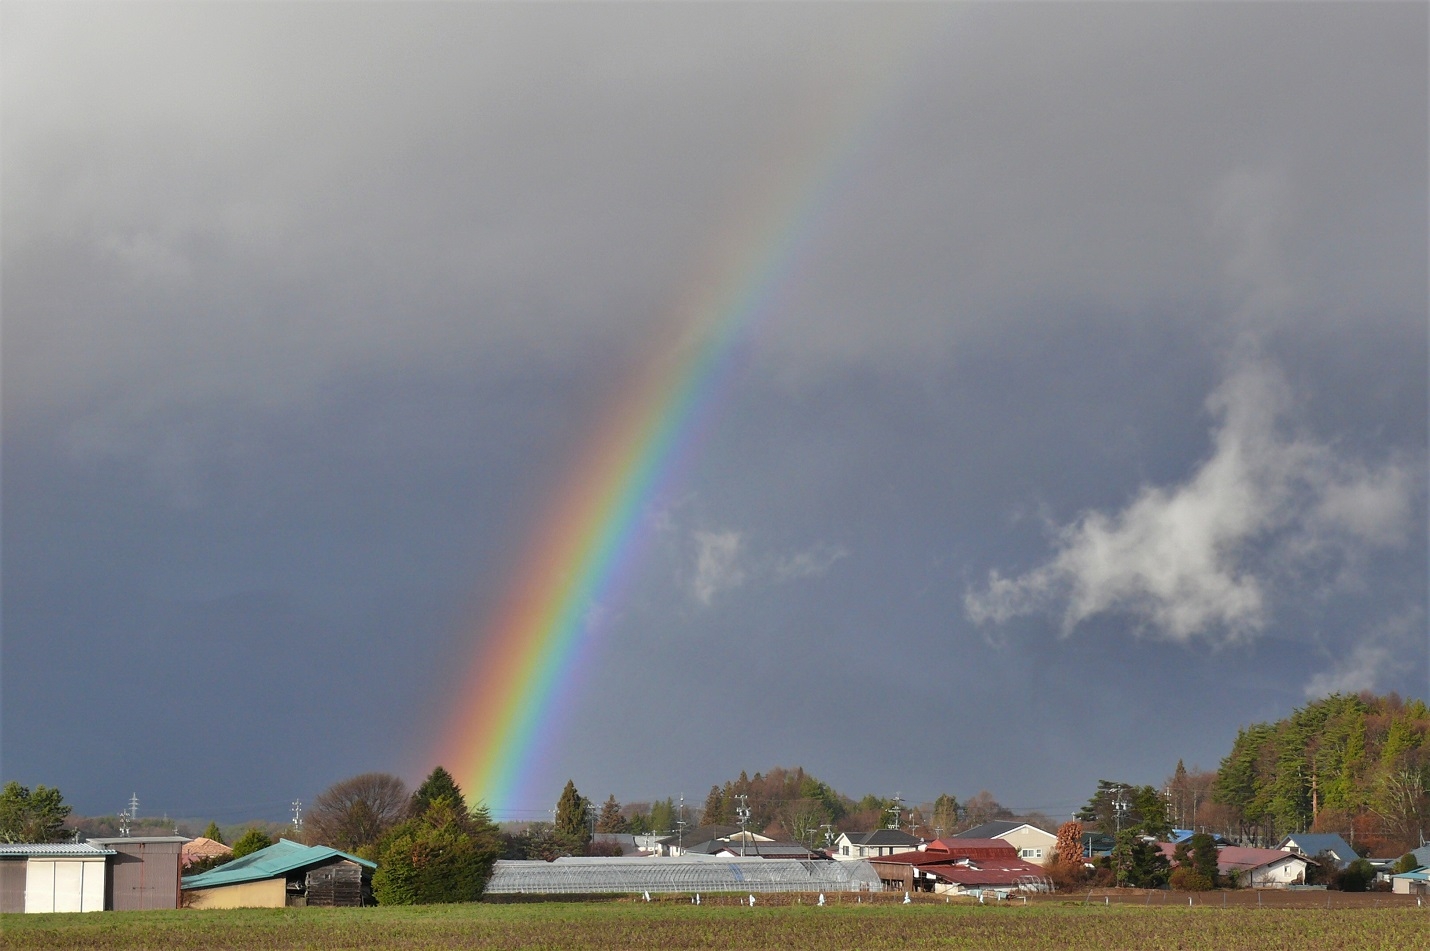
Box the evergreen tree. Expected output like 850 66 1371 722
648 797 676 834
201 821 224 844
701 785 726 825
554 779 592 846
410 766 469 822
231 828 273 858
1190 832 1219 886
372 798 501 904
0 782 72 843
596 795 628 834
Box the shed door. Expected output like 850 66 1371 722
25 860 87 913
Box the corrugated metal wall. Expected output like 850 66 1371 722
0 860 26 913
106 841 182 910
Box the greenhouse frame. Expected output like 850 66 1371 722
485 856 883 895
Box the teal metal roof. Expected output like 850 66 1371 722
181 838 375 890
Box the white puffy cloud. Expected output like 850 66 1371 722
964 360 1415 643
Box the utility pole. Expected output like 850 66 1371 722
735 795 751 857
887 793 904 831
291 799 304 831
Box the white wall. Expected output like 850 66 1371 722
24 858 106 913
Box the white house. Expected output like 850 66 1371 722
1216 846 1314 887
831 829 922 860
952 821 1058 866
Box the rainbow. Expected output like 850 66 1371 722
435 25 939 817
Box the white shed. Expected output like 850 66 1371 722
0 843 114 913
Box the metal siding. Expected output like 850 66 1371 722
107 840 182 910
0 860 26 913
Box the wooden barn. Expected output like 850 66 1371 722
181 839 374 909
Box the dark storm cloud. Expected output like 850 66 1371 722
3 3 1424 818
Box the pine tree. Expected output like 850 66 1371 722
411 766 469 822
0 782 72 843
701 785 726 825
201 821 224 844
596 795 627 833
231 828 273 858
554 780 591 845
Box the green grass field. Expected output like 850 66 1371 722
3 898 1427 951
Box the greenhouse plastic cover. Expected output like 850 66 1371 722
486 856 883 894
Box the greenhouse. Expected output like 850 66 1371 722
485 856 883 895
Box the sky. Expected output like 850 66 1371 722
3 2 1426 826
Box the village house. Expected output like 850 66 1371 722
952 821 1058 866
1276 833 1358 868
866 838 1048 895
831 829 922 861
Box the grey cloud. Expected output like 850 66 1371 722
964 360 1416 643
1304 610 1425 699
688 529 848 606
692 530 745 606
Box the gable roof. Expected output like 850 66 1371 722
656 824 743 846
182 836 233 859
839 829 921 847
954 821 1053 841
181 838 374 890
1277 834 1357 867
1216 847 1312 874
878 839 1020 866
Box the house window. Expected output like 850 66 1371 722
841 846 848 856
859 847 867 857
1021 849 1043 859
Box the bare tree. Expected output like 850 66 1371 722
307 772 409 853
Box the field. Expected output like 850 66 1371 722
3 893 1425 951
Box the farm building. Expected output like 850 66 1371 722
866 838 1049 895
181 838 374 908
86 836 186 910
484 855 881 895
0 843 114 913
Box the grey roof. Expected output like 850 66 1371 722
656 824 741 846
953 821 1024 839
841 829 921 847
684 839 820 858
0 843 116 857
87 836 190 846
1278 833 1358 867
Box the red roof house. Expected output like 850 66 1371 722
867 838 1049 894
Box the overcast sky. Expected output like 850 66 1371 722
4 2 1426 825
